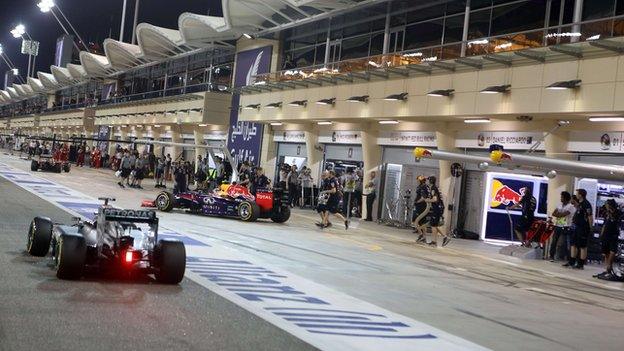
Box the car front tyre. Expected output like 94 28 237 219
156 192 175 212
27 217 53 256
154 240 186 284
30 160 38 172
55 235 87 280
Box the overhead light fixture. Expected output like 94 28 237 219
288 100 308 107
346 95 369 103
384 93 408 101
317 121 333 125
546 79 581 90
198 124 208 127
464 118 491 124
480 84 511 94
270 122 283 126
379 120 399 125
428 89 455 97
588 117 624 122
154 124 161 128
243 104 261 110
316 98 336 106
266 102 282 109
242 33 255 39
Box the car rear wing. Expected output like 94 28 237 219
102 208 158 224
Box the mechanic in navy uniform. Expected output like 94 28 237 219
251 167 271 195
412 175 430 243
565 188 594 270
316 170 349 230
507 187 537 245
238 161 252 188
595 199 621 280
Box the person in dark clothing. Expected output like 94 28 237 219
425 176 450 247
173 163 188 194
564 188 594 270
595 199 620 279
507 187 536 246
251 167 271 195
238 162 252 188
316 170 348 230
412 175 430 243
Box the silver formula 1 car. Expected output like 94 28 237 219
26 198 186 284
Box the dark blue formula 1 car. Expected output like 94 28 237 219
143 184 291 223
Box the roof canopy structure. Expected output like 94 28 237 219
1 0 382 107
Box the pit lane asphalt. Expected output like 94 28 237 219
0 177 317 351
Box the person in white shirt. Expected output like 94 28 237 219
549 191 576 261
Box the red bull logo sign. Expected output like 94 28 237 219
490 179 523 207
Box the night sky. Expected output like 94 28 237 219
0 0 222 77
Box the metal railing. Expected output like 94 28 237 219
250 16 624 86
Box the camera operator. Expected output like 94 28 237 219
549 191 575 261
595 199 620 279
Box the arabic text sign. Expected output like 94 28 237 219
228 46 273 165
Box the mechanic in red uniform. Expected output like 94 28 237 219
93 148 102 169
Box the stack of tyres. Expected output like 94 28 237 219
587 232 603 264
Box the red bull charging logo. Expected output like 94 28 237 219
490 179 523 207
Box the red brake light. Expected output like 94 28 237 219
125 250 134 263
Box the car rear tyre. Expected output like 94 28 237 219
27 217 53 256
30 160 38 172
63 164 70 173
54 164 62 173
154 240 186 284
155 192 175 212
239 201 260 222
55 235 86 280
271 206 291 223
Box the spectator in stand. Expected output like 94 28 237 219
549 191 575 262
564 189 594 270
595 199 621 280
287 165 300 208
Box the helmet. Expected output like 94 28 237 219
417 175 426 183
428 175 437 184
